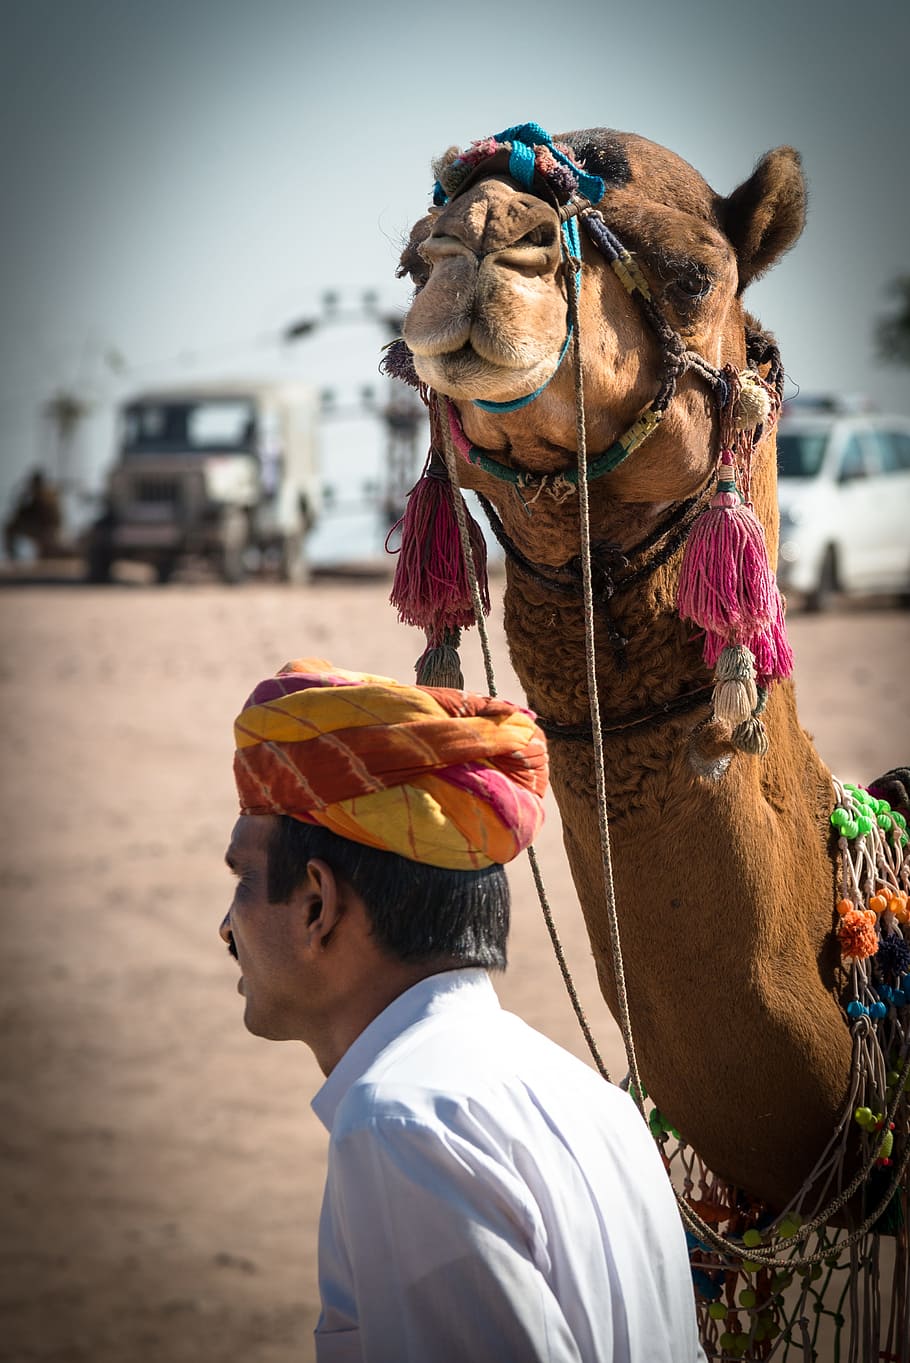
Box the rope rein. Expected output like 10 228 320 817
563 250 645 1101
439 386 611 1083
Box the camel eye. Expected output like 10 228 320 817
669 268 712 305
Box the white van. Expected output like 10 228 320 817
775 402 910 609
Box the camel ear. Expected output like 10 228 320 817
722 148 806 294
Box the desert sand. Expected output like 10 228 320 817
1 575 908 1363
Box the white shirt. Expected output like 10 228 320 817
312 969 704 1363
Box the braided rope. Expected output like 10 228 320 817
438 399 611 1082
562 249 646 1106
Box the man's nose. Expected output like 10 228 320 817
219 911 232 945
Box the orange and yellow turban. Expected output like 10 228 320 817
233 659 548 870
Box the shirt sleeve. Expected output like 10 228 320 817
315 1108 586 1363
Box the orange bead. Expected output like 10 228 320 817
837 898 853 917
870 895 888 914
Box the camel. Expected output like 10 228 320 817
384 124 910 1221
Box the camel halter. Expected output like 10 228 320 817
432 121 731 491
391 121 793 754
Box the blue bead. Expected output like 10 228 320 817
846 1000 865 1018
894 991 908 1007
871 1001 887 1019
880 986 894 1003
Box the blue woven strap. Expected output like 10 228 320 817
508 140 536 190
494 123 605 204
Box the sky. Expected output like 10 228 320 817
1 0 908 552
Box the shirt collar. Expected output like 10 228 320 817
311 967 499 1132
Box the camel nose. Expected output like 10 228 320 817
420 177 563 277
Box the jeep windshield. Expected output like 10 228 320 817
122 400 257 454
776 429 829 479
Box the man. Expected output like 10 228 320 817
221 658 704 1363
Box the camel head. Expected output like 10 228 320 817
397 125 806 529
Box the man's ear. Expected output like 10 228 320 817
721 147 806 295
297 859 345 949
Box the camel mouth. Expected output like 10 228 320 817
412 339 562 403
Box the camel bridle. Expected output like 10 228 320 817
432 124 738 494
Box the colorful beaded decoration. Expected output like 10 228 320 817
647 777 910 1360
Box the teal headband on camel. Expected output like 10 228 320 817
432 122 606 208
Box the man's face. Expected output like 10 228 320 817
220 815 313 1041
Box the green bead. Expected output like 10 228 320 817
719 1334 739 1352
900 833 908 848
855 1105 874 1128
842 819 859 839
857 815 873 836
708 1302 726 1320
738 1288 757 1308
742 1228 763 1247
878 813 893 831
778 1214 801 1238
742 1260 761 1273
831 808 848 828
810 1264 823 1281
893 810 907 829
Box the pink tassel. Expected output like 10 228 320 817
677 451 776 661
388 454 490 634
749 587 794 685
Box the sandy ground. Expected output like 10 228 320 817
1 573 908 1363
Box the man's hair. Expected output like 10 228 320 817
267 816 509 969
